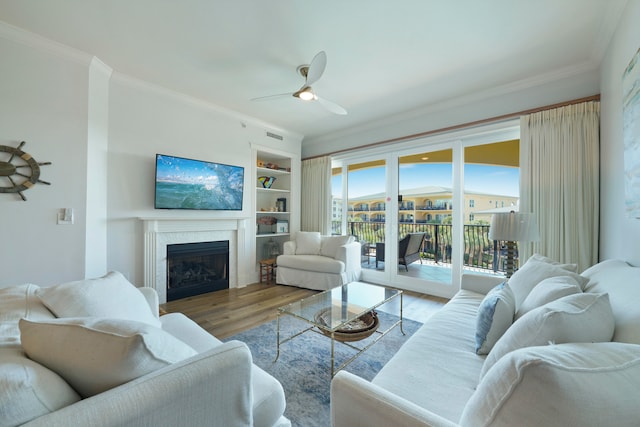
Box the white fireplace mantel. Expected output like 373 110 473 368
140 217 248 303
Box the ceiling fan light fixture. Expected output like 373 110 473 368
294 86 316 101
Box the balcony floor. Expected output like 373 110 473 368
362 256 505 282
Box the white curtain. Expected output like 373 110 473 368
519 101 600 272
301 156 332 234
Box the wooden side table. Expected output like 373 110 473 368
259 258 277 284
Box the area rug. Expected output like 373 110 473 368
225 311 422 427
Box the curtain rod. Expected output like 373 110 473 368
303 94 600 160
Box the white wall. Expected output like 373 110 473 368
599 0 640 266
0 33 91 286
0 25 302 287
85 57 112 278
106 74 302 286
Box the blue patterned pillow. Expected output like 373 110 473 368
475 282 516 355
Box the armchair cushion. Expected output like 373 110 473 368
294 231 321 255
276 255 345 274
320 235 355 258
277 235 361 291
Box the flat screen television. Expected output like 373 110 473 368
154 153 244 211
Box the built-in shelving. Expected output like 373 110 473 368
254 149 294 261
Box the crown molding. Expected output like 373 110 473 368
0 20 91 66
303 60 598 149
111 71 303 141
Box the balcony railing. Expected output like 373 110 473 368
332 220 510 274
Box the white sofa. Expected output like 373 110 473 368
331 256 640 427
0 271 290 427
276 232 362 290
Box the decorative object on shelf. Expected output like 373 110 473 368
258 176 276 188
276 219 289 233
257 215 277 234
257 216 277 225
489 211 540 278
0 141 51 201
276 197 287 212
263 238 281 259
257 159 265 167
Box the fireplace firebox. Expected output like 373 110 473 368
166 240 229 301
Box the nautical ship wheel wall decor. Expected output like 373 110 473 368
0 141 51 201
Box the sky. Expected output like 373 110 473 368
332 163 519 198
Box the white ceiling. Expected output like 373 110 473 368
0 0 627 144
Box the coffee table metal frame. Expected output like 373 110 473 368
274 282 404 377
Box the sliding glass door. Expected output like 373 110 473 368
332 158 388 276
463 140 520 276
397 149 453 286
331 122 520 296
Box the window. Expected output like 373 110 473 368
331 122 520 295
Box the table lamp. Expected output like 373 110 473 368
488 211 539 278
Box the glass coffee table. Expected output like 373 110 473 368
275 281 404 376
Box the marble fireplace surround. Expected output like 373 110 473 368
141 217 247 304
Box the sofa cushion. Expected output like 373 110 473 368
582 259 640 344
0 347 81 427
320 235 354 258
462 342 640 427
515 275 582 319
19 317 197 398
276 254 346 274
36 271 161 328
295 231 322 255
508 254 588 310
475 282 515 355
481 293 615 378
373 289 487 423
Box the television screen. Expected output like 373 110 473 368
154 154 244 210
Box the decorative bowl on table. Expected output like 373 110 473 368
314 308 379 342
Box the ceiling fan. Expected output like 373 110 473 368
251 51 347 115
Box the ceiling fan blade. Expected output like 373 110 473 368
250 92 294 102
317 96 347 115
305 51 327 86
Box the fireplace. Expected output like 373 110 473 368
166 240 229 301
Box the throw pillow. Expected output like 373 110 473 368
36 271 161 328
463 342 640 427
515 275 582 319
481 292 614 379
319 235 354 258
19 317 198 398
475 282 516 355
507 255 589 310
0 347 80 426
529 253 579 272
295 231 322 255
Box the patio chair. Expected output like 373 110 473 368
375 232 426 271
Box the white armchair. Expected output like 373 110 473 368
276 232 362 291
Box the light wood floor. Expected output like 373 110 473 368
161 283 448 340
